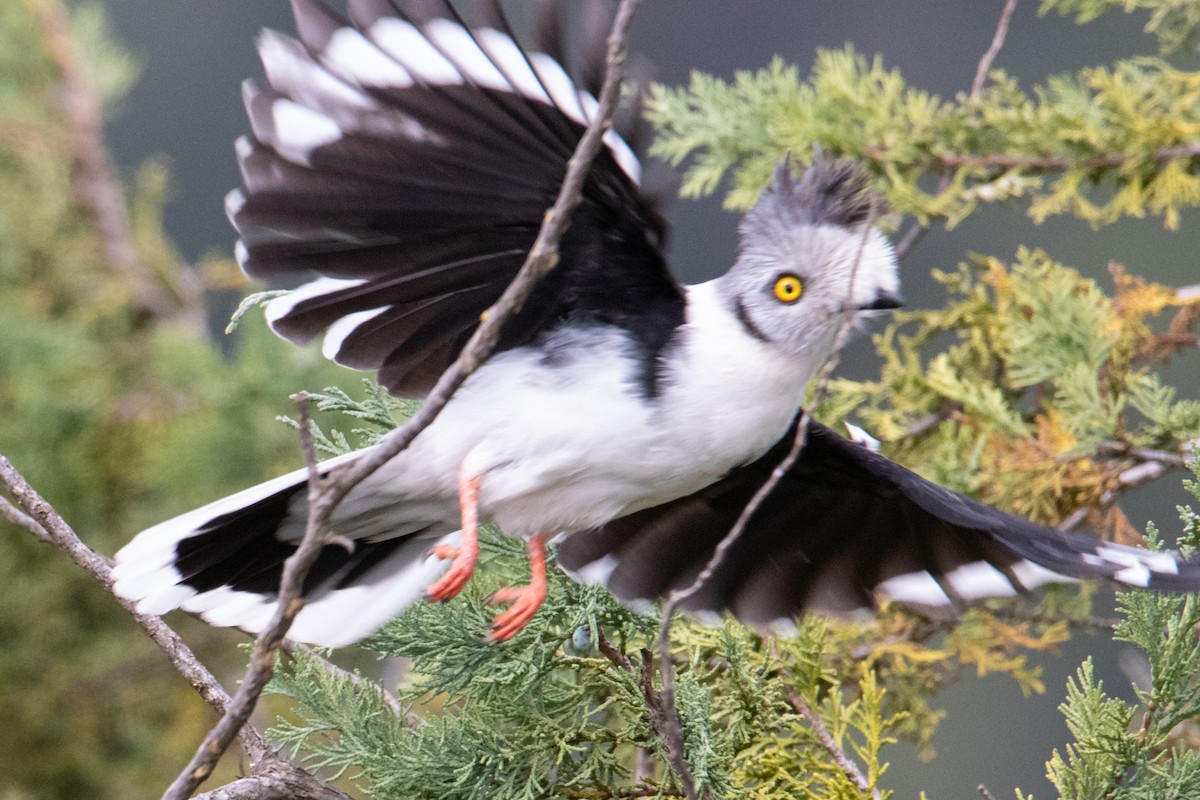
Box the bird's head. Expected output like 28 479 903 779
719 154 901 364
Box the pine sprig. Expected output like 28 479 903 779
647 47 1200 228
1033 462 1200 799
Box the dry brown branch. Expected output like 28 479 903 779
25 0 204 328
162 396 334 798
0 494 53 545
896 0 1019 259
785 686 881 799
291 643 404 719
595 629 692 798
162 1 644 796
191 762 355 800
651 193 881 800
907 142 1200 173
1 451 363 799
0 454 273 763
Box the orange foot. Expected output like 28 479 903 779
485 534 548 642
426 468 482 603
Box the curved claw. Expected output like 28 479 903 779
425 468 481 603
484 533 549 642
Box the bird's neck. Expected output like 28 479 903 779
657 280 816 467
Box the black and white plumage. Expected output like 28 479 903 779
113 0 1200 646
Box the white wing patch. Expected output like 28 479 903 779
1089 544 1179 587
264 277 368 328
322 305 392 361
878 558 1075 606
424 18 512 92
265 100 344 164
354 16 641 183
366 17 464 84
321 26 414 89
258 30 375 111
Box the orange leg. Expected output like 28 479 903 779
485 533 549 642
425 465 482 602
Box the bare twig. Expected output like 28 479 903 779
786 687 881 799
163 1 643 796
652 193 882 800
596 629 693 797
0 494 53 545
896 0 1018 259
191 763 355 800
971 0 1019 98
1058 441 1197 532
0 455 270 762
291 644 404 718
880 142 1200 181
25 0 204 328
162 395 343 798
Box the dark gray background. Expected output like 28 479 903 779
96 2 1200 796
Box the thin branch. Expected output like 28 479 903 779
596 629 692 798
786 687 881 800
652 194 882 800
895 142 1200 174
0 494 53 545
162 395 340 798
0 455 269 762
0 455 357 797
291 644 404 719
971 0 1019 98
896 0 1018 259
162 1 643 796
191 763 354 800
977 783 998 800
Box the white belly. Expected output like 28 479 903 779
371 299 810 538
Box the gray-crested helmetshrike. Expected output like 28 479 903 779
113 0 1200 646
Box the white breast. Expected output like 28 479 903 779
380 280 813 539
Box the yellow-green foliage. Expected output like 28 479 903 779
820 250 1200 529
1043 0 1200 53
647 46 1200 228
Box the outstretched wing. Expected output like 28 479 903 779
230 0 681 396
558 417 1199 625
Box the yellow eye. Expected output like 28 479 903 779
772 274 804 304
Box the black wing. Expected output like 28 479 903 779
558 417 1200 625
229 0 681 396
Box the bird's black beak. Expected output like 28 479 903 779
859 290 905 311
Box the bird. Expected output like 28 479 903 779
113 0 1200 647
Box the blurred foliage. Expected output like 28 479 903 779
0 1 345 797
647 43 1200 229
1042 0 1200 53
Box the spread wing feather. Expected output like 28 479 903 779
231 0 680 397
558 418 1200 624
